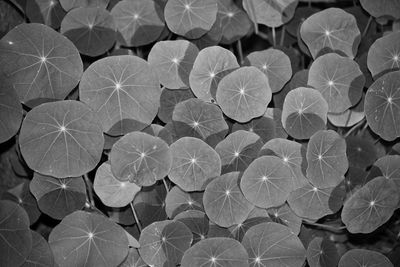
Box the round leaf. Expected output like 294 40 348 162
286 6 320 37
181 237 249 267
267 203 302 235
94 162 141 208
119 248 147 267
339 249 393 267
79 55 161 135
240 155 293 208
158 87 195 124
281 87 328 140
60 7 116 57
360 0 400 19
241 222 306 267
110 131 172 186
374 155 400 190
328 94 365 127
19 100 104 178
169 137 221 191
22 231 54 267
216 66 272 123
346 136 377 169
164 0 218 39
306 237 339 267
60 0 109 11
165 185 203 219
341 176 399 233
0 23 83 105
175 210 209 243
26 0 66 29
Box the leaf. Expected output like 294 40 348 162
306 237 339 267
281 87 328 140
306 130 348 188
308 53 365 113
49 210 129 267
111 0 165 47
338 249 394 267
216 66 272 123
274 69 309 110
181 237 249 267
0 1 24 39
22 231 54 267
30 172 87 220
189 46 239 102
164 0 218 39
360 0 400 19
374 155 400 190
169 137 221 191
94 162 141 208
215 130 263 174
328 93 365 127
0 23 83 106
142 124 174 145
345 167 369 196
110 131 172 186
245 48 292 93
119 248 147 267
242 0 299 28
26 0 66 29
204 172 254 227
300 8 360 59
341 176 399 233
286 6 320 37
364 70 400 141
79 55 161 135
59 0 109 11
60 7 116 57
241 222 306 267
19 100 104 178
0 200 32 267
148 40 199 89
158 88 195 124
190 13 223 49
165 185 203 218
228 208 272 241
175 210 209 243
267 203 302 235
139 220 193 266
107 205 135 225
346 136 377 169
172 98 229 147
287 182 345 220
240 155 293 208
367 31 400 79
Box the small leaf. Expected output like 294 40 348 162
267 203 302 235
328 94 365 127
306 237 339 267
165 185 203 218
338 249 394 267
158 88 195 124
175 210 209 243
26 0 66 29
374 155 400 190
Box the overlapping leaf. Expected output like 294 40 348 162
306 237 339 267
22 230 54 267
338 249 394 267
267 203 302 235
158 88 195 124
360 0 400 19
59 0 109 11
175 210 209 243
346 136 377 169
26 0 66 29
374 155 400 190
165 186 203 218
328 94 365 127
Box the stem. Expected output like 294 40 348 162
130 202 142 232
279 26 286 47
303 220 347 233
256 31 269 40
236 39 244 65
362 16 373 38
308 0 311 7
163 178 170 193
83 174 95 207
344 118 366 138
272 27 276 47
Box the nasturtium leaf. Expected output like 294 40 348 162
207 222 234 238
165 185 203 218
0 1 24 39
0 200 32 267
26 0 66 29
306 130 348 188
107 205 135 225
288 182 345 220
258 138 309 190
341 176 399 233
79 55 161 135
22 230 54 267
215 130 263 174
164 0 218 39
245 48 292 93
274 69 309 110
339 249 394 267
139 220 193 266
181 237 249 267
242 0 299 28
286 6 319 37
300 8 360 59
158 87 195 124
232 111 275 143
365 71 400 141
172 98 229 147
308 53 365 113
216 66 272 123
148 40 199 89
374 155 400 190
189 46 239 102
49 210 129 267
204 172 254 227
346 136 377 169
110 131 172 186
60 0 110 11
367 31 400 79
267 203 302 235
0 85 23 143
306 237 339 267
60 7 116 57
345 167 369 196
360 0 400 19
169 137 221 191
228 208 272 241
30 173 86 220
0 23 83 106
111 0 165 47
217 0 252 44
281 87 329 140
241 155 293 208
328 94 365 127
142 124 173 145
175 210 209 243
242 222 306 267
119 248 147 267
94 162 141 208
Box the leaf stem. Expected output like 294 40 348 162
343 118 366 138
130 202 142 233
272 27 276 47
236 39 244 65
256 31 269 40
362 16 373 38
280 26 286 47
303 220 347 233
163 178 170 193
83 174 95 207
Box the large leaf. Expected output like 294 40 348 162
0 23 83 106
364 71 400 141
360 0 400 19
26 0 66 29
80 55 161 135
341 176 399 233
22 231 54 267
19 100 104 178
241 222 306 267
338 249 394 267
306 237 339 267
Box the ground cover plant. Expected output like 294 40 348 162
1 0 400 266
